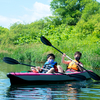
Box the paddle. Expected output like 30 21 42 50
57 72 86 81
40 36 100 80
3 57 86 81
3 57 36 67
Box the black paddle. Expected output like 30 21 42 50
57 72 86 81
40 36 100 80
3 57 86 81
3 57 36 67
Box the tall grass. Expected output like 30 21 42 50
0 33 100 69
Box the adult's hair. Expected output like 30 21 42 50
74 51 82 57
47 53 55 59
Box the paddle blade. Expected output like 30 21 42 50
87 71 100 80
41 36 52 46
69 74 86 81
3 57 20 64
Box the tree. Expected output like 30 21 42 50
74 1 100 38
81 1 100 21
50 0 93 25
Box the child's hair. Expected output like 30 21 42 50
74 51 82 57
47 53 55 59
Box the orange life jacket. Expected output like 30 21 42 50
67 60 79 71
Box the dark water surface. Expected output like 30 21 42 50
0 62 100 100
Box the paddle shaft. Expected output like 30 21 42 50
56 72 86 81
52 45 73 60
20 63 36 67
52 45 77 62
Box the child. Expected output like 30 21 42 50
42 53 58 73
31 53 63 73
43 53 64 73
62 51 83 72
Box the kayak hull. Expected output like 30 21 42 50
7 71 91 85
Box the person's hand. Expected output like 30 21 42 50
75 62 79 65
62 53 66 57
75 62 83 67
37 66 40 71
31 67 35 70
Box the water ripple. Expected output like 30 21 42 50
0 78 100 100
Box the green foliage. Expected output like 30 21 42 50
0 26 9 45
81 1 100 21
50 0 93 25
75 13 100 40
0 0 100 69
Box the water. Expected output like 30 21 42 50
0 62 100 100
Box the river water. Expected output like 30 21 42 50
0 61 100 100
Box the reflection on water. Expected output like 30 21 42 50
6 81 88 100
7 86 53 99
3 80 100 100
0 77 100 100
